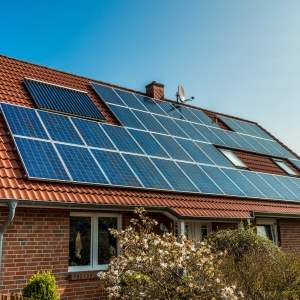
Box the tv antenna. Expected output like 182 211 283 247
176 85 194 104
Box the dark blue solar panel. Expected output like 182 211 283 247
218 116 245 133
188 107 218 127
234 119 259 137
173 120 208 141
258 173 298 200
154 115 188 138
108 104 146 130
134 95 167 115
25 79 105 120
127 129 169 158
1 103 48 139
226 132 258 152
71 118 115 150
123 154 172 190
209 128 242 149
114 89 147 111
175 138 214 164
176 162 224 194
254 138 284 157
269 142 297 159
221 168 265 198
289 177 300 189
199 166 245 196
55 144 108 184
151 158 198 192
195 142 234 167
275 176 300 200
14 137 70 181
172 105 202 124
91 82 126 106
38 111 84 145
102 124 144 154
240 170 283 199
240 135 271 154
157 101 186 119
192 124 225 145
91 149 142 187
132 110 168 134
289 159 300 170
153 134 193 161
245 122 273 140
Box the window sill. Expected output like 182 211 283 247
69 270 105 281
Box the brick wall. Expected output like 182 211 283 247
277 218 300 250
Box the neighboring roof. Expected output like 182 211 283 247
1 54 300 219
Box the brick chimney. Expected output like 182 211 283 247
145 81 164 100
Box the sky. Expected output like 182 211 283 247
1 1 300 154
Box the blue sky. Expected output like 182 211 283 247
1 1 300 154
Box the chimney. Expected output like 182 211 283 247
145 81 164 100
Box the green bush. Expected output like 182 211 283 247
22 270 60 300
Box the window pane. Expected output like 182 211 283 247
273 159 298 176
219 149 248 169
98 217 118 265
257 225 274 241
201 225 208 239
69 216 91 266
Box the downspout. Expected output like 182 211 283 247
0 200 18 273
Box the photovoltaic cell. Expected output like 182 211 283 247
1 103 48 139
153 134 193 162
234 119 259 137
25 79 105 120
240 135 270 154
221 168 265 198
176 162 224 194
123 154 172 190
151 158 199 192
38 111 84 145
226 132 258 152
134 94 167 115
218 116 245 133
127 129 169 158
195 142 234 167
258 173 298 200
91 149 142 187
269 142 297 159
188 107 218 127
192 124 225 145
209 127 242 149
172 105 202 124
246 122 273 140
289 159 300 170
114 89 147 111
199 165 245 196
102 124 144 154
173 120 208 141
274 176 300 200
55 143 108 184
91 82 125 106
71 118 115 150
108 104 146 130
14 137 70 181
175 138 214 164
154 115 188 138
157 101 186 120
254 138 284 157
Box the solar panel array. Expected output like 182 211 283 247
24 78 105 121
91 82 296 160
2 102 300 202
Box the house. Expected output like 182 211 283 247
1 54 300 299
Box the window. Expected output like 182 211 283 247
272 159 298 177
69 212 121 272
219 149 248 169
256 218 277 243
174 222 211 241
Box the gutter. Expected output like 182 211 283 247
0 200 18 273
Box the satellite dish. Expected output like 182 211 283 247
176 85 194 103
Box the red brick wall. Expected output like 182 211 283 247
277 218 300 250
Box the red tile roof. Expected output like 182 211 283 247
0 54 300 219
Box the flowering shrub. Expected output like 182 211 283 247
98 207 241 300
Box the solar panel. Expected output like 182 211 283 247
127 129 169 158
114 89 147 111
131 110 168 134
157 101 186 120
153 115 189 138
91 149 143 187
258 173 298 200
175 138 214 165
239 134 271 154
14 137 70 181
208 127 242 149
234 119 259 136
176 162 224 194
38 111 84 145
1 103 48 139
218 116 245 133
102 124 144 154
246 122 273 140
199 165 245 196
274 176 300 200
192 124 225 145
55 143 109 184
226 132 258 152
25 78 105 120
254 138 284 157
173 120 208 141
151 158 199 192
188 107 218 127
91 82 126 106
220 168 265 198
172 105 202 124
195 142 234 168
71 118 115 150
134 94 167 115
123 154 172 190
269 142 297 159
108 104 146 130
152 134 193 162
289 159 300 170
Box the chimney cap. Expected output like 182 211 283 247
145 81 164 88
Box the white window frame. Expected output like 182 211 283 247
174 221 212 241
218 148 248 169
68 212 121 272
272 158 298 177
256 218 278 244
